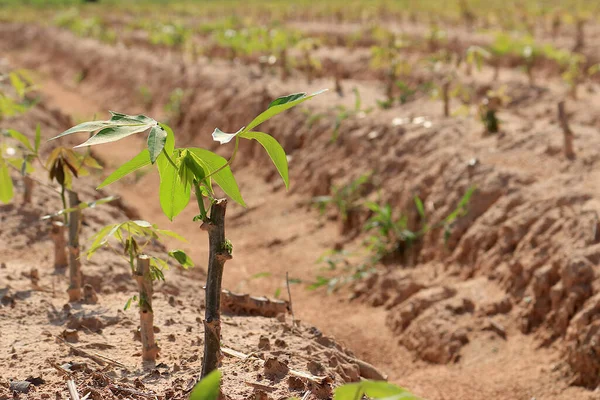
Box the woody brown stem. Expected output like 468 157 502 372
135 254 159 362
280 49 288 82
23 176 34 204
442 81 450 117
558 101 575 160
51 221 68 269
201 199 231 378
67 190 82 302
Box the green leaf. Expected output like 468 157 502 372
50 121 115 141
168 249 194 268
6 129 34 152
157 152 190 220
9 71 26 98
74 124 153 148
0 156 14 204
414 196 425 219
97 149 151 189
250 272 272 279
333 382 364 400
188 148 245 206
156 228 187 242
334 382 420 400
245 89 327 132
124 297 133 311
189 370 221 400
147 125 167 164
34 124 41 152
239 131 289 189
362 381 410 398
87 223 119 258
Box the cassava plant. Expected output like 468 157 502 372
50 90 325 376
479 87 509 135
295 38 322 84
45 146 102 300
86 219 193 362
557 100 575 160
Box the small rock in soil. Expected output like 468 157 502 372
263 357 289 380
287 376 305 391
258 335 271 350
9 381 31 393
61 328 79 343
83 284 98 304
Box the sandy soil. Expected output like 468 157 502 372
2 17 600 400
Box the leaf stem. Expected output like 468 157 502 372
162 148 178 169
194 181 208 222
202 136 239 181
60 184 68 224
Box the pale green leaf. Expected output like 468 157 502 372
131 220 153 228
74 124 153 148
50 121 114 141
333 382 363 400
189 370 221 400
362 381 411 398
87 223 119 258
34 124 41 152
211 126 244 145
414 196 425 219
156 229 187 242
0 156 14 204
6 129 33 151
188 148 245 206
97 149 151 189
239 131 288 189
147 125 167 164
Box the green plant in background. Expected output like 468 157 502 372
164 88 185 123
53 9 116 44
330 88 373 142
425 23 447 52
295 38 322 84
0 127 40 204
45 146 102 218
138 85 154 109
310 248 374 294
488 32 513 80
364 188 476 266
479 87 509 134
149 22 190 48
51 89 326 376
464 45 490 76
370 32 411 107
0 70 37 122
313 172 371 233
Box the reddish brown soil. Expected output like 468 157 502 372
2 18 600 400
